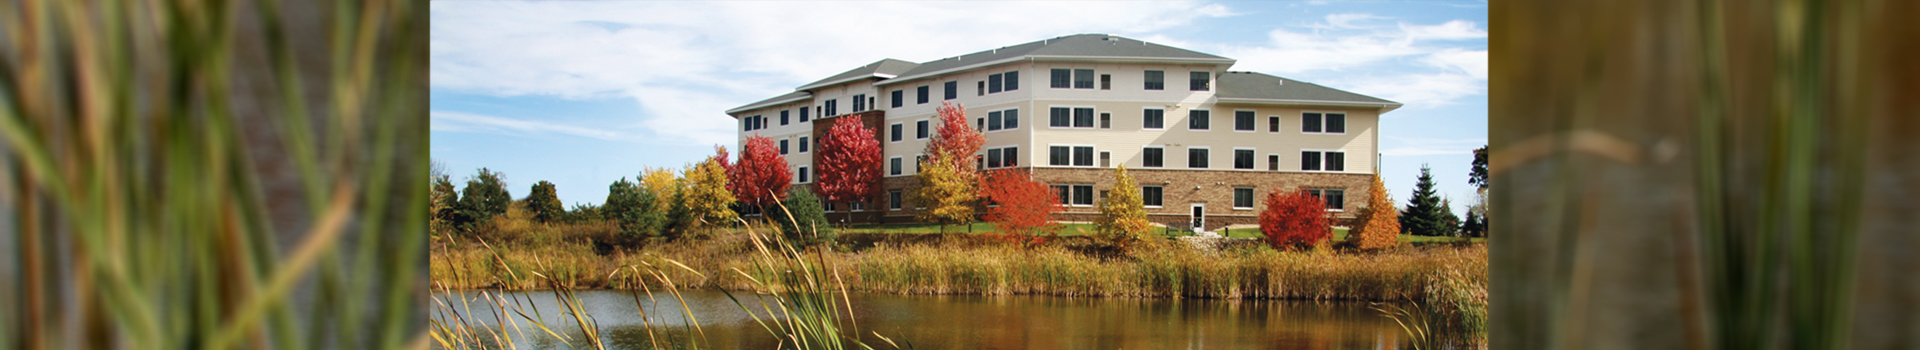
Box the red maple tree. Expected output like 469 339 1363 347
816 117 882 222
1259 189 1332 250
728 135 791 213
982 169 1059 245
924 102 984 180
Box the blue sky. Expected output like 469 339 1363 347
430 1 1487 215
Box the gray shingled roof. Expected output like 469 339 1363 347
725 90 810 116
1216 71 1398 105
795 58 920 91
878 34 1231 86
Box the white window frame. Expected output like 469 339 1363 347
890 122 904 143
889 156 904 177
1070 184 1096 207
797 165 811 183
1141 145 1166 168
985 145 1019 169
1141 185 1164 208
799 135 810 153
1046 105 1097 129
1300 148 1348 172
1186 146 1211 169
1308 188 1348 212
890 190 903 210
1301 111 1349 135
1232 147 1257 170
916 119 931 139
985 108 1019 133
1047 143 1097 168
1232 187 1256 210
780 138 790 155
1232 110 1258 133
1186 108 1212 132
1268 115 1282 133
1142 108 1166 130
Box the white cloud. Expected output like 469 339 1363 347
1324 13 1386 29
431 110 629 141
1212 15 1486 108
1423 48 1487 79
1341 72 1484 108
1401 20 1487 41
1380 136 1485 156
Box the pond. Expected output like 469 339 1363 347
433 290 1439 349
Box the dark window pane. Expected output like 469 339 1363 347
1050 146 1070 166
1004 109 1018 129
988 148 1002 168
1190 71 1210 91
1144 148 1163 167
800 107 809 122
1189 149 1208 168
977 81 984 96
989 73 1003 93
1269 116 1279 132
1051 69 1071 88
891 191 903 209
853 94 865 112
892 90 903 108
1325 190 1344 209
891 158 901 175
1303 113 1322 132
1100 74 1111 90
1073 69 1094 89
1004 71 1018 91
1234 188 1254 208
781 111 790 125
1073 146 1094 166
1073 108 1094 128
891 124 902 142
1073 185 1094 205
1189 110 1210 130
944 81 957 100
1142 186 1162 207
917 86 929 104
1302 151 1322 171
1327 152 1345 171
1235 111 1255 131
1055 186 1070 205
800 137 809 152
1144 70 1164 90
1268 155 1278 171
780 139 788 154
1327 114 1346 133
988 111 1003 131
1235 150 1253 169
1100 113 1111 129
916 120 928 138
1144 109 1163 129
1050 108 1070 127
1005 147 1017 166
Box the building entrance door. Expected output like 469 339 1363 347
1190 203 1206 233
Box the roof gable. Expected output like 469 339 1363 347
1215 71 1398 107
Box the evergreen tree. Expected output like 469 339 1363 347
604 177 666 244
527 180 565 224
1439 197 1463 237
431 174 459 235
1469 145 1489 191
1399 164 1450 236
1462 210 1485 238
771 187 832 247
455 168 511 234
1094 165 1150 249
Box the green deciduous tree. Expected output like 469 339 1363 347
1094 165 1151 249
455 168 512 234
1399 164 1451 236
527 180 564 224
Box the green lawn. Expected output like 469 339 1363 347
838 222 1489 243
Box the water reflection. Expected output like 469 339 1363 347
436 290 1424 349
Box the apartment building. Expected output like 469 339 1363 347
725 34 1399 231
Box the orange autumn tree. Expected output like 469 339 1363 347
982 169 1059 245
1259 189 1332 250
816 117 883 224
1347 174 1401 250
910 102 984 231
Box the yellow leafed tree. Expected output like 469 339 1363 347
1349 174 1401 250
1095 165 1152 247
639 167 682 215
910 156 977 231
680 156 738 237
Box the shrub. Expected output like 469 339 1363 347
1259 189 1332 250
772 187 833 246
982 169 1059 245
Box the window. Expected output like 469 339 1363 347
977 81 985 96
824 202 835 212
1073 69 1094 89
916 120 929 139
1050 108 1069 127
944 81 957 100
1099 151 1111 168
742 117 751 131
1049 146 1093 166
1269 116 1280 132
1268 154 1278 171
1143 109 1164 129
1003 109 1018 129
1189 148 1209 168
825 99 837 116
891 123 903 142
1073 108 1094 128
1144 70 1164 90
1003 71 1018 91
853 94 866 112
1233 188 1254 209
780 139 789 155
1143 147 1164 168
988 73 1003 93
798 166 811 183
1050 69 1071 88
800 107 809 122
1142 186 1163 207
890 157 902 176
917 86 929 104
890 190 903 210
799 136 810 153
1309 189 1346 210
976 117 984 131
1050 107 1093 128
852 202 864 211
781 110 790 125
1100 74 1111 90
1302 112 1344 133
1188 110 1210 130
1190 71 1211 91
891 90 903 108
987 148 1002 168
993 146 1017 168
1235 111 1255 131
1100 113 1111 129
1234 149 1254 169
1301 151 1346 171
1073 185 1094 206
988 111 1003 131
